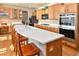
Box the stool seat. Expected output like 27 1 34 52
18 43 40 56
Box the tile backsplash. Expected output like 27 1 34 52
38 20 59 24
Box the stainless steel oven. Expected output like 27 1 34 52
59 13 76 26
59 13 76 39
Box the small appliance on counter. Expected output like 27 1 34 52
59 13 76 39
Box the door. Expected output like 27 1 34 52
22 11 28 25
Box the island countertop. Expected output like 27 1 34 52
14 25 64 44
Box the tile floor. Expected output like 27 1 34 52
0 34 79 56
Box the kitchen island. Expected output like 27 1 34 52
14 24 64 56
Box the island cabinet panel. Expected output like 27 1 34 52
46 38 63 56
64 3 77 13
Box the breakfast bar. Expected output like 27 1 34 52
14 24 64 56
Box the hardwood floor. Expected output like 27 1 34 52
0 34 79 56
0 35 15 56
62 45 77 56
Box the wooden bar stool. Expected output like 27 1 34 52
17 37 40 56
11 25 28 55
18 34 28 45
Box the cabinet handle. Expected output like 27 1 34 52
49 47 54 52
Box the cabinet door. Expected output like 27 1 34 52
54 4 59 20
32 11 36 16
41 9 45 15
36 10 39 19
49 27 59 33
64 3 77 13
48 3 65 20
45 9 48 14
48 5 54 20
54 4 65 20
36 10 41 20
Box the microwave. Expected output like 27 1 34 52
42 14 48 19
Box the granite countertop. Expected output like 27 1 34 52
14 24 64 44
39 24 75 30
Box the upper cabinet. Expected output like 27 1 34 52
48 5 54 20
64 3 77 13
0 7 21 19
36 9 42 20
33 3 77 20
45 9 48 14
41 9 45 14
53 3 65 20
48 3 77 20
0 7 13 19
36 6 48 20
48 3 65 20
32 10 36 16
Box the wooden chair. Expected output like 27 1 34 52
0 23 10 40
19 35 28 45
0 23 9 34
1 23 7 25
17 36 40 56
11 25 28 55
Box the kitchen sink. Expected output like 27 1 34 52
41 24 49 26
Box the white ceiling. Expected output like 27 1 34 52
0 3 48 9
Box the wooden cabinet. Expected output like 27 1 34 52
48 3 77 20
48 5 54 20
35 3 77 20
48 3 65 20
36 9 42 20
36 9 48 20
64 3 77 13
41 9 45 14
54 4 64 20
0 7 13 19
0 7 20 19
46 38 62 56
42 9 48 14
32 10 36 16
49 27 59 33
45 9 48 14
34 24 59 33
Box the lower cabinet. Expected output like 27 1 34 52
34 24 59 33
49 27 59 33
